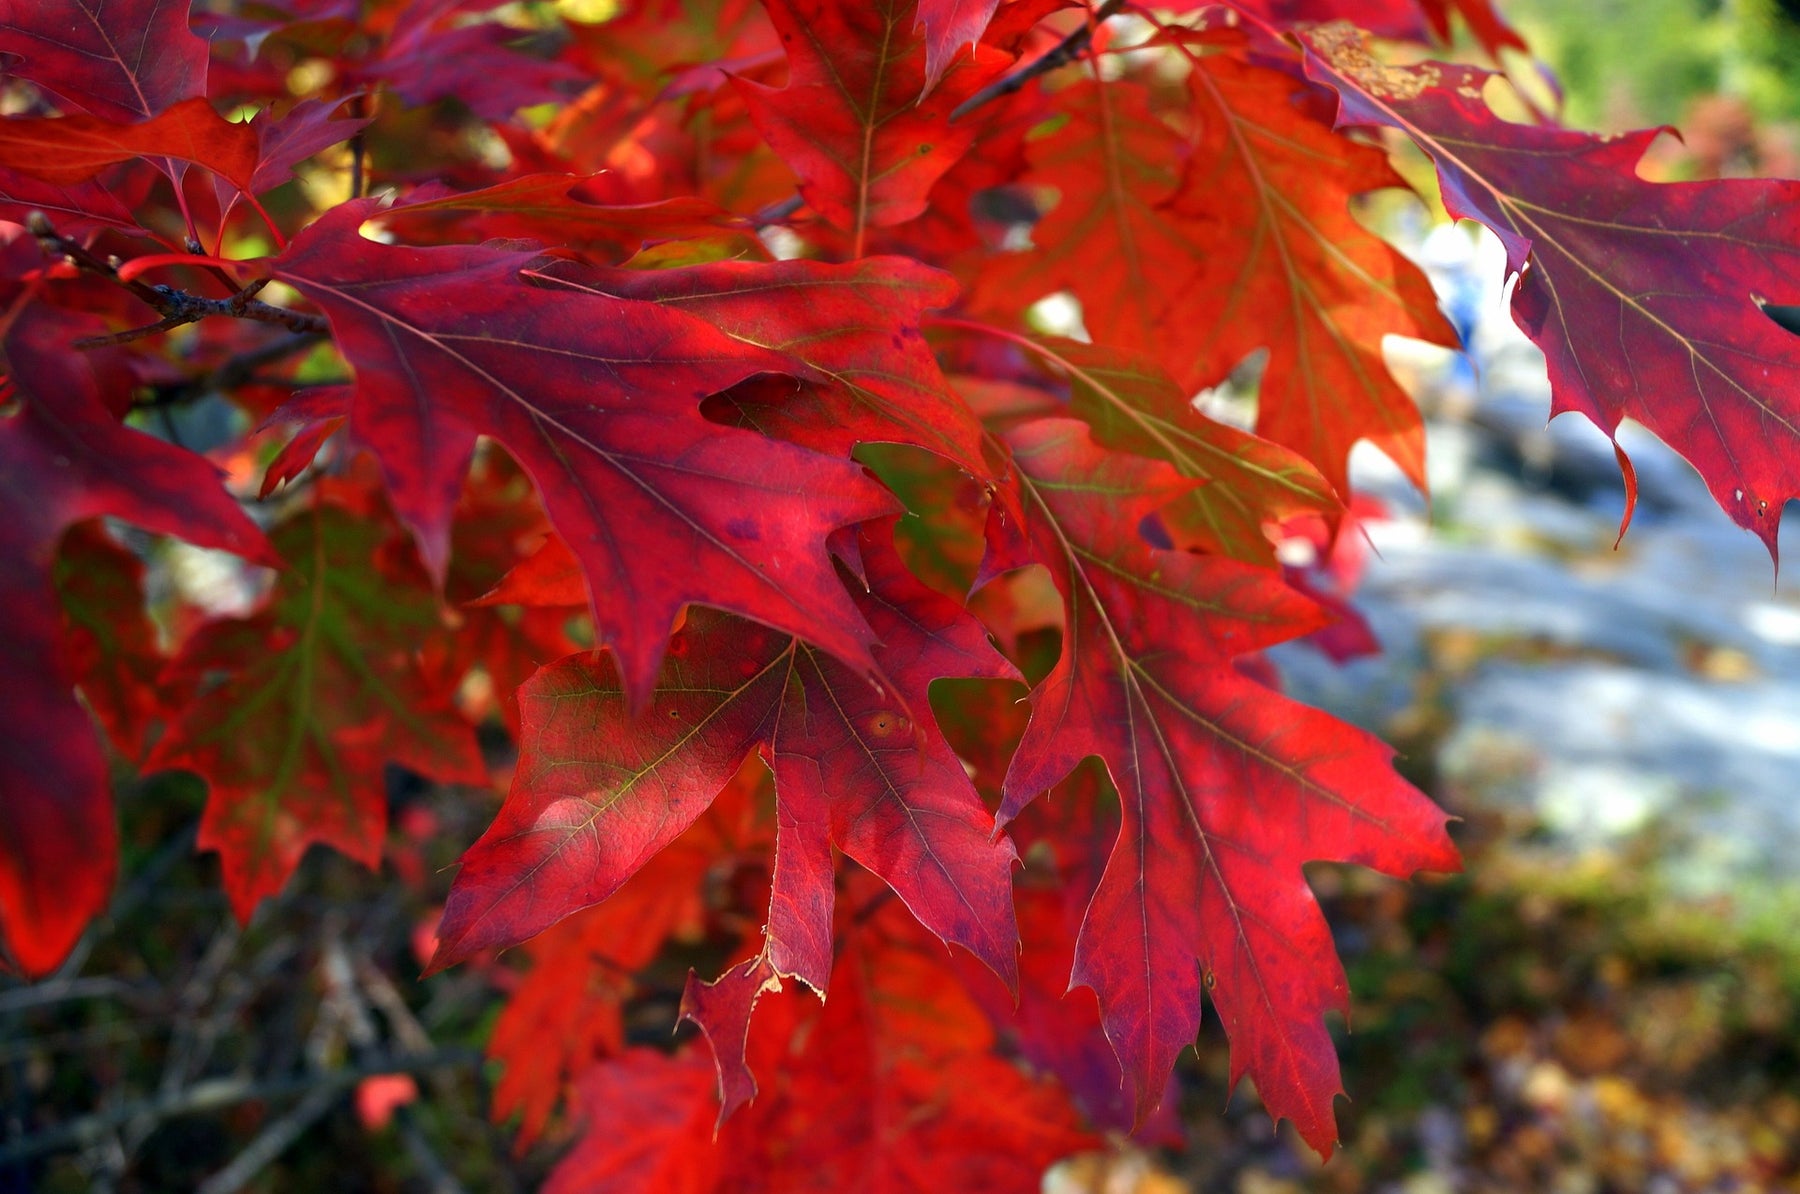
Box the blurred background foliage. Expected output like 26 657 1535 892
1507 0 1800 174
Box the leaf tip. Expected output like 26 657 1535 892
1610 439 1638 550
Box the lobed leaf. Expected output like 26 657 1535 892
434 525 1020 995
0 0 208 122
149 502 486 921
997 419 1459 1154
735 0 1012 249
0 307 273 975
274 202 896 705
1305 27 1800 553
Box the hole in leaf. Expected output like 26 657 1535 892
1754 295 1800 338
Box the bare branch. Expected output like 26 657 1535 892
0 1049 484 1166
193 1083 344 1194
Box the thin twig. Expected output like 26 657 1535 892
957 0 1123 122
330 933 468 1194
949 0 1128 121
76 315 191 349
0 1049 484 1165
26 212 165 308
0 977 135 1016
397 1118 468 1194
26 213 329 344
348 96 368 201
193 1083 343 1194
134 330 326 411
751 193 805 226
70 284 329 344
355 959 436 1057
156 921 243 1104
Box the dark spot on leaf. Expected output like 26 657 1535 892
865 711 907 738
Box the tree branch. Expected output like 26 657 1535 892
25 213 330 344
0 1049 484 1166
949 0 1128 122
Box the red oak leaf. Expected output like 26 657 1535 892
553 900 1095 1193
1419 0 1527 55
983 55 1454 496
351 1 583 120
0 305 273 976
530 0 791 214
422 453 581 736
1209 0 1424 40
1019 336 1342 565
1169 50 1456 495
915 0 1001 93
974 881 1181 1139
970 78 1209 381
529 254 988 477
735 0 1012 250
0 0 208 121
257 385 350 497
544 1051 722 1194
149 500 485 922
380 175 754 260
980 762 1187 1138
1304 28 1800 552
1179 0 1525 54
0 172 143 237
433 524 1020 1010
273 202 897 705
0 97 260 192
488 767 767 1146
245 96 373 194
54 523 166 763
996 418 1459 1154
475 529 588 610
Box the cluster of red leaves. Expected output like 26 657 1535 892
4 0 1796 1182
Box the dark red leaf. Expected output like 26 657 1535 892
0 306 273 975
1305 27 1800 553
916 0 1001 93
996 418 1458 1154
352 2 583 120
433 525 1020 996
0 0 208 121
735 0 1011 249
55 523 166 763
1023 336 1342 565
489 768 767 1146
246 96 372 193
381 175 754 259
274 202 897 705
529 254 988 476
